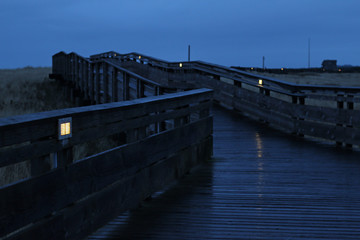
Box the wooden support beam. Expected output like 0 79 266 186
95 63 101 104
112 68 118 102
103 63 109 103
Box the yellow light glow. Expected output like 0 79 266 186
281 68 284 71
179 63 183 68
251 67 254 70
338 69 342 72
114 53 117 56
258 79 263 85
139 56 141 59
60 122 71 136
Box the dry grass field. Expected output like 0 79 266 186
0 67 75 118
252 71 360 86
0 67 76 186
0 67 122 186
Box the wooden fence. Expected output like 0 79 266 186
92 51 360 148
51 52 176 106
0 89 213 240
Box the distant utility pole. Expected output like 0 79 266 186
262 56 265 70
308 38 311 68
188 45 191 62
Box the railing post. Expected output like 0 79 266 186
345 94 354 148
291 93 305 137
89 63 95 103
57 146 73 168
337 93 344 109
123 72 129 100
126 129 137 143
95 62 101 104
199 102 210 119
336 93 345 147
81 60 85 95
136 79 145 98
31 155 52 177
103 63 109 103
71 54 74 82
347 94 354 110
84 61 89 102
66 55 70 81
78 58 82 91
112 68 118 102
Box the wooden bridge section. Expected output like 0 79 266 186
2 50 360 239
96 51 360 148
0 65 213 239
89 106 360 239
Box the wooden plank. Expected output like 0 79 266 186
306 92 360 103
89 63 94 102
30 154 52 177
295 105 360 126
0 99 211 169
0 89 212 148
112 69 118 102
103 63 109 103
61 136 212 240
0 139 56 168
87 106 360 240
235 84 360 131
123 72 129 100
232 97 295 132
0 168 67 236
296 120 360 145
0 117 212 238
4 215 65 240
105 59 164 87
95 63 101 103
76 117 212 194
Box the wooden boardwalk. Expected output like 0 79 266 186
88 106 360 239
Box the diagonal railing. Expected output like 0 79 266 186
88 50 360 148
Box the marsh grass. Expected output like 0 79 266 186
252 71 360 86
0 67 123 186
0 67 77 186
0 67 75 118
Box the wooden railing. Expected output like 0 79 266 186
0 89 213 239
92 51 360 148
51 52 176 105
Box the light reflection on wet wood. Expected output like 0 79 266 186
88 106 360 239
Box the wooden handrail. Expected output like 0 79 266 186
52 50 360 147
90 51 360 95
0 89 213 239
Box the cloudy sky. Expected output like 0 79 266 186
1 0 359 68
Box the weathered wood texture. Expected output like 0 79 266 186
50 52 176 106
88 106 360 240
93 51 360 147
0 89 213 240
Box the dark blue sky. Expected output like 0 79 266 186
1 0 359 68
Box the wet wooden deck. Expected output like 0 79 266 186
88 106 360 239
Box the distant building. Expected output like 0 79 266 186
322 60 337 71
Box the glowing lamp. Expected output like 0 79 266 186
61 122 70 135
139 56 141 59
179 63 183 68
114 53 117 56
58 117 72 140
281 68 284 71
258 79 263 85
338 69 342 72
